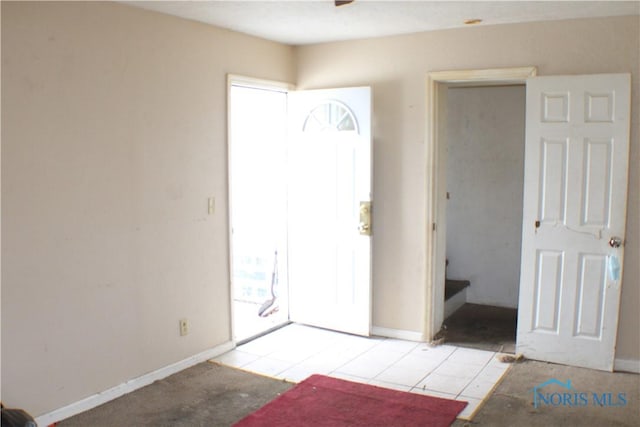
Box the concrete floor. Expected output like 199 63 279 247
442 303 518 354
59 362 293 427
59 358 639 427
452 360 639 427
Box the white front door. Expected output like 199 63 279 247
287 87 372 336
517 74 630 371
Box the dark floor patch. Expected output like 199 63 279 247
58 362 292 427
442 303 517 353
452 360 640 427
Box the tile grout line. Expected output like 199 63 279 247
408 346 459 393
457 361 512 420
365 344 421 383
325 337 392 380
273 332 389 381
455 351 500 400
368 341 423 383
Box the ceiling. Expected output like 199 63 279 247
122 1 640 45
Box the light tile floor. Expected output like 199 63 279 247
212 323 511 420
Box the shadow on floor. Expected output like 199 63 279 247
442 303 517 354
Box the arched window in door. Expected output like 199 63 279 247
303 101 359 133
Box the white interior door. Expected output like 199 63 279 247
288 87 372 336
517 74 630 371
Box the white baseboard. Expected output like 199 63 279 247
371 326 424 342
34 341 235 426
614 357 640 373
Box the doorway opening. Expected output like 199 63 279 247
424 67 537 351
228 78 291 342
440 84 525 353
427 70 630 370
228 79 373 343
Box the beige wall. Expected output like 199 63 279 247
446 86 525 308
2 2 638 419
295 16 639 359
1 1 294 416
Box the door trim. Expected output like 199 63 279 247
423 66 537 341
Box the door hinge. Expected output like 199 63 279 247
432 223 437 231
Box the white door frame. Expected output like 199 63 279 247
423 66 537 341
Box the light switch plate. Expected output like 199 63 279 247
179 319 189 336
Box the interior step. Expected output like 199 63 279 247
445 279 470 301
444 279 470 320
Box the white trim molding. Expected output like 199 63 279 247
427 67 537 85
34 341 235 426
423 66 537 341
372 326 424 342
614 358 640 374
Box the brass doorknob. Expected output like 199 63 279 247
609 236 623 248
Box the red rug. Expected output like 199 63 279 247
234 374 467 427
